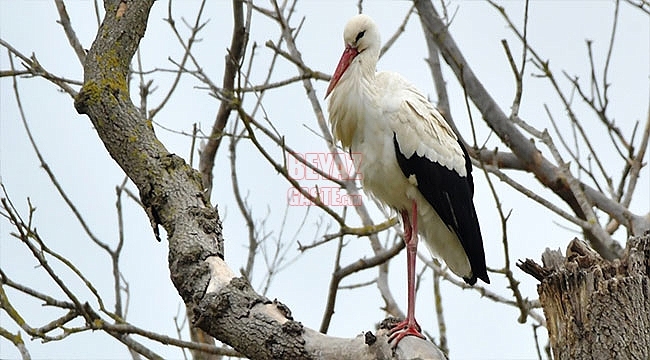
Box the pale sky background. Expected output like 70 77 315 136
0 1 649 359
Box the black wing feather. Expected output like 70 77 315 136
393 134 489 284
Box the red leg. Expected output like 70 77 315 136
389 200 426 347
400 210 412 242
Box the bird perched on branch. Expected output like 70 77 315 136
325 14 489 347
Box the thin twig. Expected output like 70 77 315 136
431 261 448 356
320 240 405 333
150 0 209 119
54 0 86 64
199 0 249 195
8 51 108 253
379 5 415 58
419 254 546 326
1 41 79 96
229 129 258 282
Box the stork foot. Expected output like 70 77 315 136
387 318 425 348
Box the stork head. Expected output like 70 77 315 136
325 14 380 98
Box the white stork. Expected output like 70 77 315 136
325 14 489 346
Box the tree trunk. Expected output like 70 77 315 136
519 235 650 360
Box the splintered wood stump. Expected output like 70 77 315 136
518 235 650 360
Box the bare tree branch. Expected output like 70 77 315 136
199 0 249 195
54 0 87 64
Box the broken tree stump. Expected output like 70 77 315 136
518 235 650 360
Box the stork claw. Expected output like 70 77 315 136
387 318 425 348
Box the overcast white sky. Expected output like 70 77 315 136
1 1 649 359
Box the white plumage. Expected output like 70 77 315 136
326 14 488 346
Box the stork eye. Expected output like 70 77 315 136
355 30 366 43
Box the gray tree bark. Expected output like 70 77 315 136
73 1 446 359
520 235 650 360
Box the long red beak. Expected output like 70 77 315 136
325 45 359 98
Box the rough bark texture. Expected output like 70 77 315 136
520 235 650 360
73 1 446 359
